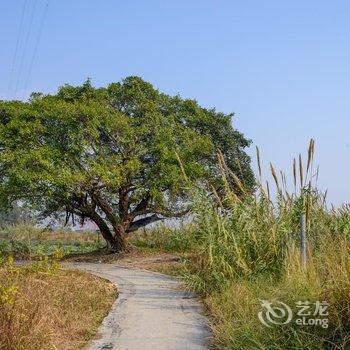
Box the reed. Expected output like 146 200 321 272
182 140 350 349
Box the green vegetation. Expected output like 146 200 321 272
0 257 117 350
1 74 348 349
0 77 253 252
0 224 103 259
131 142 350 349
131 224 197 253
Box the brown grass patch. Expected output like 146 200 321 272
0 261 117 350
64 246 183 270
0 224 100 243
44 231 100 242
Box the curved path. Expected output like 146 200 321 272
66 263 211 350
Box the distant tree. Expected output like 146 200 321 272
0 77 254 252
0 202 34 227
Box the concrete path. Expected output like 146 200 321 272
66 263 211 350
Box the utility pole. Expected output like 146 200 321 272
300 213 307 270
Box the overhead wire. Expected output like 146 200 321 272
7 0 28 98
14 0 38 99
24 0 50 94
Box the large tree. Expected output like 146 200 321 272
0 77 254 252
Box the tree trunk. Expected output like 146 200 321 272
113 226 126 252
102 228 125 253
89 212 126 253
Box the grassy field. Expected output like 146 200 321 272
0 224 103 259
0 257 117 350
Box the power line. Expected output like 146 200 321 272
8 0 28 99
14 0 38 99
24 0 50 94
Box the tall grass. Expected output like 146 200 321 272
178 140 350 349
130 223 197 253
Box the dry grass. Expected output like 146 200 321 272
197 237 350 349
0 224 103 260
0 259 117 350
44 231 100 242
0 224 99 242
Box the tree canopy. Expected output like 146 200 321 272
0 77 254 251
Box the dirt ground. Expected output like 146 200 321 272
63 247 184 273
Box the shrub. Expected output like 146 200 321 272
130 223 197 253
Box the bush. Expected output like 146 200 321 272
130 223 197 253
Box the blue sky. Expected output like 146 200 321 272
1 0 350 205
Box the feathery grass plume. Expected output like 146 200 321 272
299 154 304 187
270 163 280 191
218 149 245 197
323 190 328 206
256 146 262 181
266 180 271 201
283 172 288 191
306 138 315 182
311 138 315 155
260 185 270 203
217 150 240 203
280 170 284 190
209 183 224 209
285 191 293 207
315 165 320 186
217 149 230 188
293 158 297 192
305 139 315 188
229 171 247 196
280 171 287 191
175 151 189 182
216 148 225 168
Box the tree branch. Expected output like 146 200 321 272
155 208 190 218
90 191 119 228
130 192 150 218
126 214 164 233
